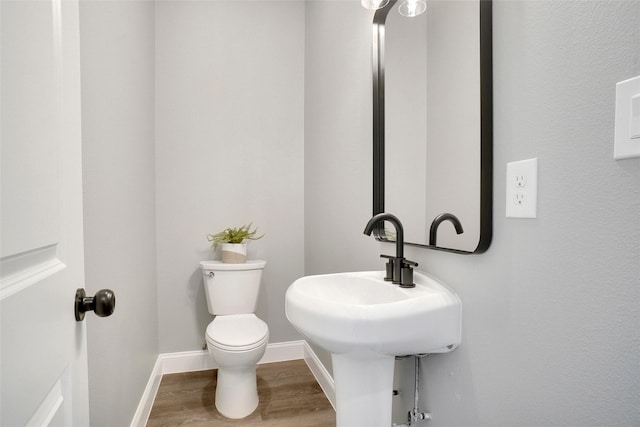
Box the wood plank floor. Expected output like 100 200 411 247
147 359 336 427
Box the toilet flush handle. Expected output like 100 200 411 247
209 272 215 278
75 288 116 321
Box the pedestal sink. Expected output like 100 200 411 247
285 270 461 427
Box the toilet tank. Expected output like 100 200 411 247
200 260 266 315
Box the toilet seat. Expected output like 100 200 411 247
206 314 268 352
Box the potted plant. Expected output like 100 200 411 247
206 223 263 263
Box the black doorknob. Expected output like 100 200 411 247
75 288 116 321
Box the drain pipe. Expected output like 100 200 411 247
393 355 432 427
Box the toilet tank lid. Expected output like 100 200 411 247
200 260 266 271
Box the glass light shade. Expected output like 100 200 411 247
361 0 390 10
398 0 427 17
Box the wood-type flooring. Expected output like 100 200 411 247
146 359 335 426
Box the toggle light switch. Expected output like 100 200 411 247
614 75 640 159
630 94 640 139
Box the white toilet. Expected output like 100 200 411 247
199 260 269 419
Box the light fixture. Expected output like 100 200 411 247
398 0 427 17
361 0 390 11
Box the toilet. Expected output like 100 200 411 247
199 260 269 419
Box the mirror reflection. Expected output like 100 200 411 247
373 0 492 254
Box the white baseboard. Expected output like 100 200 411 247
158 349 211 375
303 341 336 410
130 340 308 427
129 357 163 427
159 339 306 374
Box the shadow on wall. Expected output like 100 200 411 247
421 349 481 424
188 267 211 347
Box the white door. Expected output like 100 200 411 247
1 0 90 425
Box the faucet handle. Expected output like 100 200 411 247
400 266 415 288
399 259 417 288
380 254 395 281
402 259 418 268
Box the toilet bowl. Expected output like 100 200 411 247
206 314 269 418
200 260 268 419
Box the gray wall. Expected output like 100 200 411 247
304 2 381 274
155 0 305 353
304 0 382 371
305 0 640 425
80 1 158 426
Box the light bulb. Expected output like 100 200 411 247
361 0 390 11
398 0 427 17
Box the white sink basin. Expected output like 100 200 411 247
285 270 461 427
286 270 461 356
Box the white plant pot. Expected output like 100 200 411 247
221 243 247 263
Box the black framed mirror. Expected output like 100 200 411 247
372 0 493 254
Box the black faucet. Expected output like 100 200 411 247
363 213 417 288
429 213 464 247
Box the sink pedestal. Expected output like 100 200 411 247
286 270 462 427
332 351 395 427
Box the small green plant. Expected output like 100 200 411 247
206 223 263 250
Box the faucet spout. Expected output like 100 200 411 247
363 212 404 259
364 213 415 287
429 213 464 246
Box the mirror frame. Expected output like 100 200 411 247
372 0 493 254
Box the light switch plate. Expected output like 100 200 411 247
506 158 538 218
614 75 640 160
